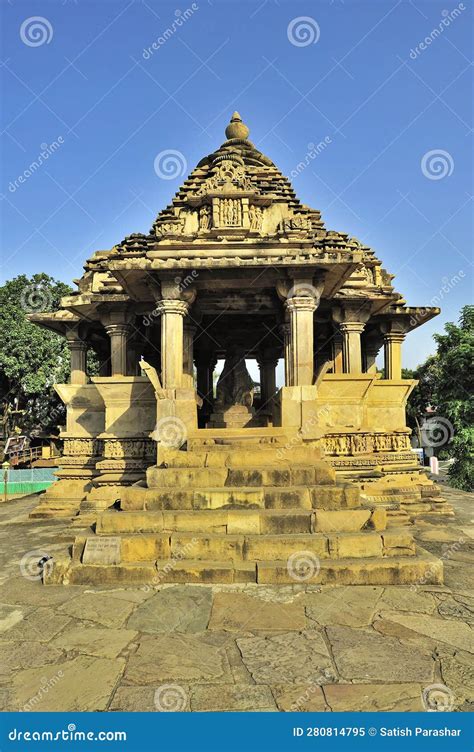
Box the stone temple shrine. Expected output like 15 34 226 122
30 113 449 585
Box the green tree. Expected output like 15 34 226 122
431 305 474 491
0 274 72 436
403 356 439 444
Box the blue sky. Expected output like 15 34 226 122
1 0 472 369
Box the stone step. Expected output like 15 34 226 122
97 507 385 536
120 484 360 512
75 529 414 564
146 463 336 489
157 445 323 469
29 502 80 519
46 546 441 586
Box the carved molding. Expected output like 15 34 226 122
324 432 411 456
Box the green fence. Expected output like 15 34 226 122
4 468 59 496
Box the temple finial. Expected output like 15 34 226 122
225 111 250 140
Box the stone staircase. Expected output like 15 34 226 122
44 431 443 586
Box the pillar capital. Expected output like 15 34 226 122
383 331 406 344
284 295 318 314
103 322 132 338
155 299 190 317
338 321 366 335
332 302 371 326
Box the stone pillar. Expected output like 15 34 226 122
183 322 196 388
339 322 365 374
332 332 343 374
280 322 291 386
284 296 318 386
67 339 88 385
384 332 405 379
363 338 382 373
104 323 131 377
155 299 189 388
208 354 218 401
258 351 278 406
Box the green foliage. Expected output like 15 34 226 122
432 305 474 491
0 274 72 435
406 306 473 491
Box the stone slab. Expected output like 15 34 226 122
124 634 230 684
272 684 328 711
58 592 137 628
306 586 383 627
209 592 306 632
127 586 212 633
190 684 277 712
377 611 474 653
324 683 424 711
1 607 71 643
326 625 435 682
377 587 437 614
237 632 334 684
0 639 63 679
49 625 138 659
9 656 125 712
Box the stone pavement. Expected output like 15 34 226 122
0 486 472 713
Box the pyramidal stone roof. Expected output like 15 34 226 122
152 111 324 233
112 114 381 268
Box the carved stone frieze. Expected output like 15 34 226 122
324 432 411 456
